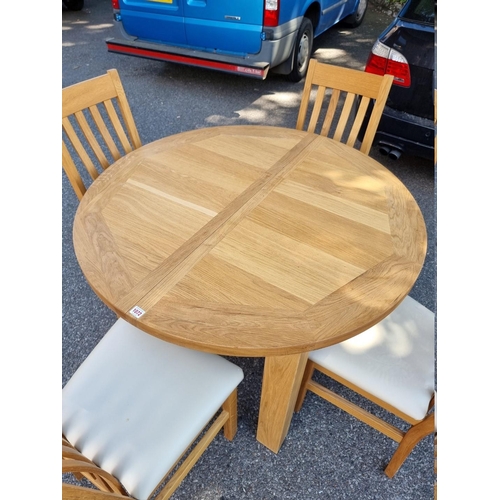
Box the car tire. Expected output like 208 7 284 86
342 0 367 28
63 0 84 11
286 17 314 83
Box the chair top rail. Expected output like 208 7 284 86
63 71 120 118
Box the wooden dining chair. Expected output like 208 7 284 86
294 295 435 478
62 69 142 200
62 318 244 500
295 59 394 155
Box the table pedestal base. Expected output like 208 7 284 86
256 352 309 453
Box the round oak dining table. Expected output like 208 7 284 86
73 125 427 453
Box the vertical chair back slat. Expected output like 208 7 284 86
332 91 356 143
62 116 101 181
108 68 142 151
320 88 340 136
62 141 88 201
360 72 394 154
87 103 122 162
347 95 371 147
103 99 134 155
73 110 111 170
307 86 326 133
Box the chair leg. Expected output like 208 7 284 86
384 412 435 478
294 360 315 412
222 389 238 441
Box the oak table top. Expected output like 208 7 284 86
73 125 427 453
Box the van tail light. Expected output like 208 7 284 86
111 0 119 9
365 40 411 87
264 0 280 27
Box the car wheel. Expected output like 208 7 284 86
286 17 313 83
63 0 84 11
342 0 367 28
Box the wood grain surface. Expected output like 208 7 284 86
74 125 427 357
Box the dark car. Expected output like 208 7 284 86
63 0 84 10
363 0 435 161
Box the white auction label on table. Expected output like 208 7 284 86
129 306 145 318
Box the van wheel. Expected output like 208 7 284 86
286 17 313 83
342 0 367 28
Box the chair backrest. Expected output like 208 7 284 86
62 439 128 497
296 59 394 155
62 69 142 200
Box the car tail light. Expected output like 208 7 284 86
111 0 119 8
264 0 280 27
365 40 411 87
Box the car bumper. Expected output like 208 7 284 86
374 106 435 161
106 19 298 80
106 38 271 79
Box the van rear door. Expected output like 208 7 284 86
184 0 263 55
120 0 187 46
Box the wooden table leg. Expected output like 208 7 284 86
256 352 309 453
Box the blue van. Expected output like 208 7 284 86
106 0 367 81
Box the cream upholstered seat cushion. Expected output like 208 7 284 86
308 296 435 421
62 319 244 500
